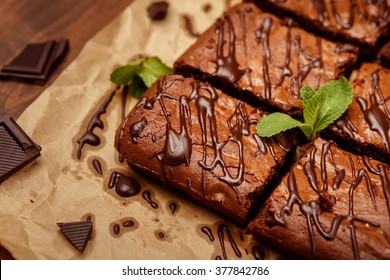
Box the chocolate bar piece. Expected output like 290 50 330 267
57 221 93 252
115 75 294 224
0 39 68 83
0 116 41 184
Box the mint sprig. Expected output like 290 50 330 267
256 77 354 140
110 56 173 99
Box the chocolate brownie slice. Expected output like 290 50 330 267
115 75 293 224
250 138 390 259
247 0 389 56
324 63 390 165
174 3 358 117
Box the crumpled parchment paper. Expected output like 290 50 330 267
0 0 281 259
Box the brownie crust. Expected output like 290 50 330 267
115 75 292 224
250 138 390 259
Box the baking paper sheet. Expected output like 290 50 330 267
0 0 282 259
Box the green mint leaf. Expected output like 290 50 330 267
137 57 173 87
256 112 312 138
300 85 317 103
303 89 327 129
110 56 173 99
311 76 353 132
129 75 148 100
110 58 144 85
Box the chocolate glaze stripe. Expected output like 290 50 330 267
356 69 390 153
213 14 245 85
76 87 118 159
217 224 241 260
274 141 387 259
311 0 389 30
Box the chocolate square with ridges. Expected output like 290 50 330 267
0 116 41 184
57 221 93 252
0 39 68 82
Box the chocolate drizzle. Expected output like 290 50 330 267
76 89 117 159
334 114 358 139
356 69 390 152
273 141 387 259
217 224 241 260
182 15 199 37
108 171 141 198
254 15 324 99
311 0 389 30
213 15 245 86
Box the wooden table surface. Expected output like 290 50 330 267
0 0 134 260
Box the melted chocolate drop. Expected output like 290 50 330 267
252 245 265 260
122 220 135 228
169 202 178 215
201 226 215 242
113 224 120 235
142 191 158 209
159 232 165 238
92 159 103 175
76 89 117 159
202 3 212 13
108 171 141 198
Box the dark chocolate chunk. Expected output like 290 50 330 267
0 116 41 184
0 39 68 83
57 221 93 252
147 1 169 21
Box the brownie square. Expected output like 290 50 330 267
250 138 390 259
324 63 390 165
247 0 389 51
174 3 358 117
115 75 293 224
